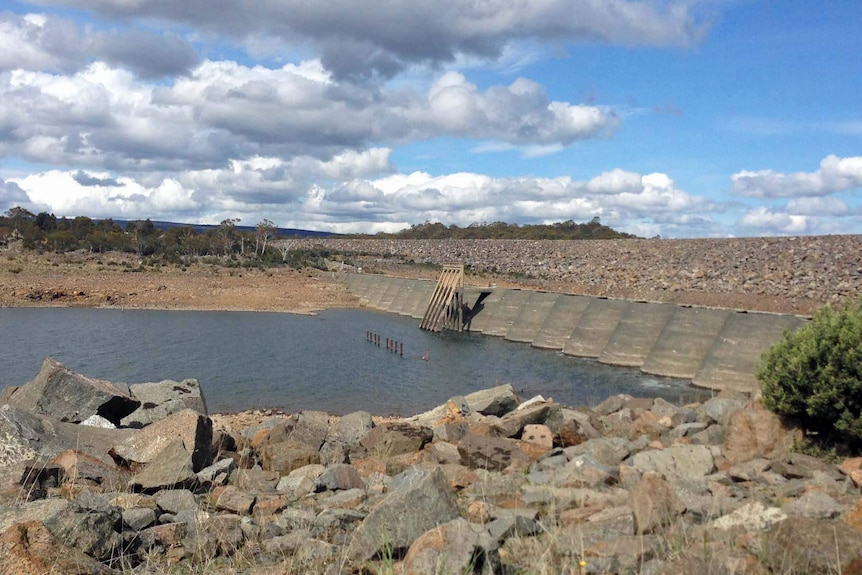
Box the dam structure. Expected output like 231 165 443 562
342 273 809 395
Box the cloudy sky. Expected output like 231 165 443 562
0 0 859 237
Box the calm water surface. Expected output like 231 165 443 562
0 307 708 415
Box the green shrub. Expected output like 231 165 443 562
758 298 862 444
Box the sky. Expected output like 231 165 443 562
0 0 859 238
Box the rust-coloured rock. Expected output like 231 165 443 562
723 402 801 465
0 520 114 575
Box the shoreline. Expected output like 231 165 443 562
4 236 862 316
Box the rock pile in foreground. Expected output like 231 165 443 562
3 359 862 574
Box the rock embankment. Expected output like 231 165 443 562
282 235 862 315
3 360 862 573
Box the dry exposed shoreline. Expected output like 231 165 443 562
2 235 861 316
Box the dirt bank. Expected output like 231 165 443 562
0 250 359 314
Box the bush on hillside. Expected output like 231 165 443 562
758 298 862 445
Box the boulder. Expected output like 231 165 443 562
464 384 519 416
50 449 125 489
276 474 315 500
594 394 633 416
211 485 256 515
458 433 530 472
486 509 540 541
555 508 637 549
330 410 375 445
122 507 156 531
234 468 280 492
402 518 500 575
0 404 134 466
121 378 207 428
758 517 862 574
699 397 745 426
631 445 715 482
347 467 460 561
0 521 114 575
492 402 562 438
407 396 471 428
128 437 197 491
261 440 321 475
629 473 685 534
710 501 787 532
315 464 365 492
785 491 845 520
264 410 330 450
6 358 139 424
111 408 213 472
723 402 801 464
360 421 432 459
153 489 198 514
559 408 601 447
565 436 632 467
196 458 236 486
549 454 618 488
36 498 122 561
0 385 19 405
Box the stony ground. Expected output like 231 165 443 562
281 235 862 316
5 364 862 575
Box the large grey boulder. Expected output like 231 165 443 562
127 437 197 491
0 404 133 466
264 411 330 450
458 433 530 472
121 378 207 428
347 467 460 562
401 518 500 575
631 445 715 482
111 408 213 472
465 384 519 416
723 403 801 464
758 517 862 574
492 401 563 438
0 521 114 575
0 497 122 561
565 436 633 467
5 358 139 425
261 440 321 475
629 473 685 534
360 421 433 459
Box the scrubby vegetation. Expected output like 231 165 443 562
370 216 638 240
0 206 637 273
758 298 862 447
0 207 336 270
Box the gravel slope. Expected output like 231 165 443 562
281 235 862 315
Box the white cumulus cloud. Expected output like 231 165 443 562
731 155 862 198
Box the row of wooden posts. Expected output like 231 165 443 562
366 331 404 356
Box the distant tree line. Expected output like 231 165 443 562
1 206 639 267
0 207 290 265
368 217 639 240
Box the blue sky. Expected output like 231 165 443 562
0 0 859 237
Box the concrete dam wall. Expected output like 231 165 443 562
343 274 808 394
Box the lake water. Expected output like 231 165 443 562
1 307 709 415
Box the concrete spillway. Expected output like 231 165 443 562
505 291 560 343
564 298 630 358
343 273 808 394
599 302 676 367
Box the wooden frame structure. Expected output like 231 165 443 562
419 265 465 332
